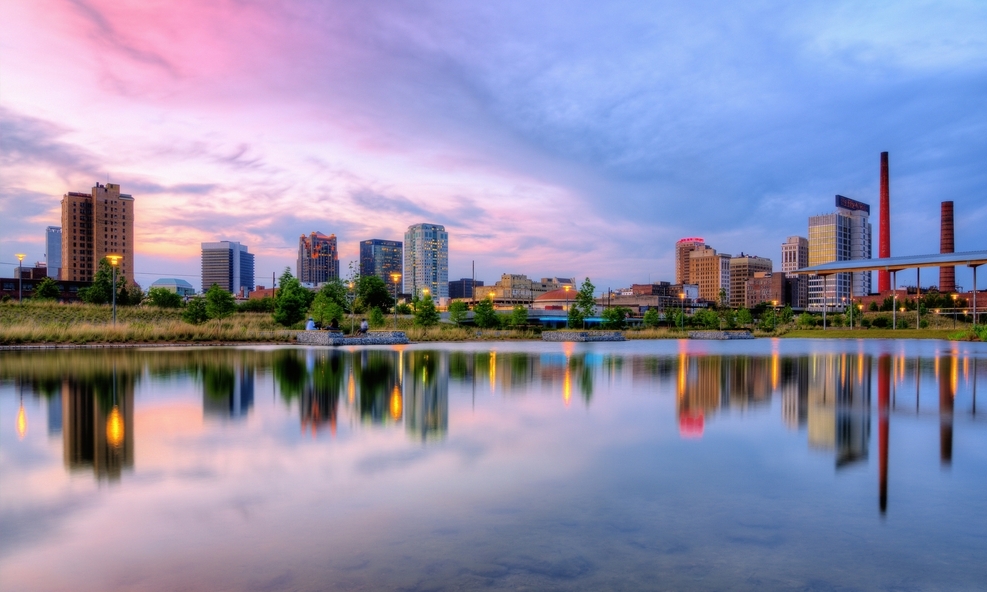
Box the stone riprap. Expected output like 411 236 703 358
688 330 755 340
542 331 625 342
296 331 409 346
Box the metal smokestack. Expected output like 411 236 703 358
878 152 891 292
939 201 955 293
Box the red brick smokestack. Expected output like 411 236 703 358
878 152 891 292
939 201 955 293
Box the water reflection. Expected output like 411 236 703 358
1 345 983 501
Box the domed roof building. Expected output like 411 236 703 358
150 278 196 297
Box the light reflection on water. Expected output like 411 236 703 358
1 340 986 591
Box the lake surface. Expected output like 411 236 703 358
2 339 986 591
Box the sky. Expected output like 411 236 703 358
1 0 986 293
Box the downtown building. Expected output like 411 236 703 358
46 226 62 278
728 253 773 308
404 223 448 299
448 278 483 300
689 245 731 304
360 239 403 293
675 237 705 285
297 232 339 285
807 196 872 311
60 183 135 285
781 236 809 309
201 241 254 295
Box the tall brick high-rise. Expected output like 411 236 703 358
675 238 705 285
60 183 135 285
939 201 955 293
297 232 339 285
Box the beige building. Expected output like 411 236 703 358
689 246 731 304
60 183 135 285
675 238 705 285
476 274 573 306
729 254 772 308
781 236 809 309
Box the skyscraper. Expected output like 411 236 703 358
360 239 403 293
675 237 705 285
404 223 448 298
46 226 62 278
781 236 809 308
201 241 254 294
60 183 135 284
808 196 872 311
297 232 339 285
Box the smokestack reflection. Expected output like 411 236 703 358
878 354 890 514
939 355 954 467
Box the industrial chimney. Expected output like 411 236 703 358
878 152 891 292
939 201 955 293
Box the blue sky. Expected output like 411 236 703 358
1 0 985 292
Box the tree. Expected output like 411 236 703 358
368 306 386 328
79 258 115 304
779 306 794 324
718 288 728 308
205 284 236 319
316 279 350 312
509 304 528 327
413 293 440 327
573 278 597 328
146 287 183 308
643 308 661 328
693 309 720 329
310 290 344 327
448 300 468 325
567 304 584 329
33 277 61 300
473 298 500 328
356 275 394 312
121 281 144 306
238 297 275 312
736 308 753 328
665 308 684 329
601 306 630 329
182 298 208 324
273 268 312 327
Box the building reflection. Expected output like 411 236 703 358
301 351 344 435
405 350 448 442
202 362 254 421
355 350 400 425
62 372 135 482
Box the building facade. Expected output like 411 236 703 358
46 226 62 278
297 232 339 285
60 183 135 285
808 196 872 311
729 254 773 308
149 278 196 297
360 239 403 293
781 236 809 309
675 238 705 285
404 224 448 298
689 246 731 304
201 241 255 295
744 272 796 308
448 278 483 300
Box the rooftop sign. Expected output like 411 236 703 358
677 237 705 244
836 195 870 214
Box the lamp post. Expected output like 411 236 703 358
952 294 958 328
771 300 778 332
679 292 685 331
390 272 401 329
348 281 355 333
107 255 122 326
15 253 25 303
564 285 571 329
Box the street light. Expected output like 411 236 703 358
15 253 25 303
564 285 571 329
106 255 122 325
679 292 685 331
952 293 959 329
389 272 401 329
348 281 355 333
771 300 778 332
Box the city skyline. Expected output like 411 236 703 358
2 2 986 292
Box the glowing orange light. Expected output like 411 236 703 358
17 403 27 440
563 367 571 405
348 373 355 404
106 406 124 448
390 385 403 420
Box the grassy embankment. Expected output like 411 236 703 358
0 301 294 345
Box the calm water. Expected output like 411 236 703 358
2 340 986 591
